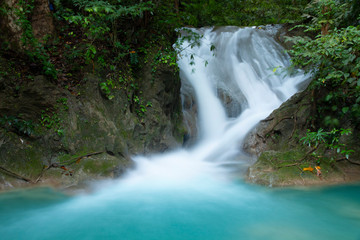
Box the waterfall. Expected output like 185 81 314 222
117 26 308 187
3 27 359 240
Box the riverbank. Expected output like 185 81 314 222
244 88 360 187
247 154 360 187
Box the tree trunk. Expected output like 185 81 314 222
321 5 331 35
31 0 55 41
174 0 180 14
0 0 55 50
0 0 23 49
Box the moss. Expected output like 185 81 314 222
257 149 305 168
173 117 187 143
23 147 43 176
57 149 92 164
119 128 131 139
277 166 301 180
250 145 350 186
81 157 116 175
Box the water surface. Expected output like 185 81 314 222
0 183 359 240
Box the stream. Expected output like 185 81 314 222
0 27 359 240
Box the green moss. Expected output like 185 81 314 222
24 147 42 167
258 150 305 168
57 150 89 164
81 157 116 175
252 145 348 186
119 128 131 139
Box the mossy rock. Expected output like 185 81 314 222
248 149 349 187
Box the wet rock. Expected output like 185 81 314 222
0 62 183 190
244 87 360 186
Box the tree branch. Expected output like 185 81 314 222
0 166 34 183
34 151 104 183
336 157 360 165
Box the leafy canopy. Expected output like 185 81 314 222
288 0 360 127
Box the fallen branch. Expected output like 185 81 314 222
336 157 360 166
0 166 34 183
34 151 104 183
60 151 104 166
276 163 301 168
275 148 316 170
299 148 317 162
1 152 105 184
347 158 360 165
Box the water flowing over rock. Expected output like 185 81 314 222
119 26 309 187
179 26 307 159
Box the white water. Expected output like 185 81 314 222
119 26 308 188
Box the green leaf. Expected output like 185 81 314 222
342 107 349 114
325 94 333 101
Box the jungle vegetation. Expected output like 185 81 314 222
0 0 359 142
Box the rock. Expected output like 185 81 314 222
244 87 360 186
0 60 184 190
244 89 313 156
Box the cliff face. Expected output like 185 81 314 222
0 2 184 190
0 61 183 190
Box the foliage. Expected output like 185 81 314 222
57 98 69 111
0 115 36 136
151 47 178 75
13 0 57 79
99 81 115 100
180 0 309 27
39 98 69 137
40 109 64 137
301 128 354 159
60 0 153 61
118 70 152 118
344 0 360 25
299 0 349 34
53 0 160 102
288 1 360 127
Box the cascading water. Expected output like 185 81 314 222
1 27 359 240
179 27 306 164
124 26 308 187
